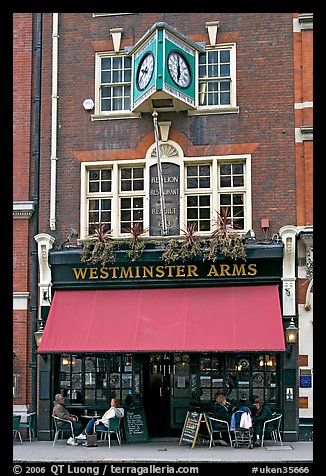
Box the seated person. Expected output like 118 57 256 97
77 398 124 439
53 393 84 446
211 393 232 446
252 396 273 446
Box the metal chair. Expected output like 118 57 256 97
19 412 36 442
13 414 23 443
261 413 283 447
52 415 76 446
205 415 233 448
95 417 122 447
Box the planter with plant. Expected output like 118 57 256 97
161 223 203 263
204 208 246 262
123 223 148 261
81 223 117 265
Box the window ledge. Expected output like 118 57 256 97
91 112 141 121
188 106 239 116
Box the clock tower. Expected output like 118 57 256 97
131 22 204 113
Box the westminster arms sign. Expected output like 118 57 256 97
50 258 282 289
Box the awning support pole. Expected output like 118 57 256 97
152 110 168 235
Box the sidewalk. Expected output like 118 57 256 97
13 438 313 463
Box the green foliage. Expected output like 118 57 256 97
80 217 247 266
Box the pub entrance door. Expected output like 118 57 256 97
143 353 172 437
143 353 191 438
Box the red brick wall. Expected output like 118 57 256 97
13 14 33 201
37 13 296 242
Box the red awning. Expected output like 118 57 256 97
38 285 285 353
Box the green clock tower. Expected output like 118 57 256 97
131 22 204 113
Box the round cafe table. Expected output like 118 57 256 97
80 414 100 420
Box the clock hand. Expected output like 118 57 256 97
177 56 181 80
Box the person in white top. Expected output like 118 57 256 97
77 398 124 439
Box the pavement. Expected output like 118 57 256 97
13 437 313 463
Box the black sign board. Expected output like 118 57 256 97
123 406 149 443
179 411 202 448
149 162 180 236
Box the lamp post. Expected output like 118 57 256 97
284 317 298 357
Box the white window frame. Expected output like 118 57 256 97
80 152 251 240
189 43 239 116
92 52 140 121
184 155 251 235
118 165 146 234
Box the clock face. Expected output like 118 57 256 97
167 50 192 88
136 52 154 91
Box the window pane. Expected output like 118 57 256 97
220 195 231 206
233 164 243 174
187 196 198 207
220 92 230 105
187 178 198 188
220 50 230 63
199 165 210 176
89 199 98 211
121 198 131 209
101 57 111 69
220 80 230 91
134 198 143 208
101 181 110 192
199 177 210 188
200 208 210 219
233 194 244 205
199 195 210 206
187 208 198 219
220 164 231 175
102 199 111 210
220 64 230 77
208 51 218 63
187 166 197 176
233 176 244 187
121 210 131 221
101 87 111 99
133 168 143 178
101 71 111 83
200 220 210 231
121 169 132 179
89 182 99 193
101 212 111 222
101 169 111 180
133 180 143 190
220 176 231 187
121 180 131 191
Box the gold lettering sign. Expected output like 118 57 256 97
72 263 257 280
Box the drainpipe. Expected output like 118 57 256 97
49 13 59 231
31 12 42 414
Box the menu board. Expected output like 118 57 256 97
179 411 204 448
123 407 149 444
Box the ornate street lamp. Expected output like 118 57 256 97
284 317 298 357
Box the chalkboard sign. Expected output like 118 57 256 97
123 406 149 444
179 411 207 448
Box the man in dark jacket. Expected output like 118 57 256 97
53 394 84 445
252 396 273 446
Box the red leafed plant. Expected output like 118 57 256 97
81 223 116 264
205 208 246 261
123 223 148 261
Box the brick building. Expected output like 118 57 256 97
13 13 313 442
